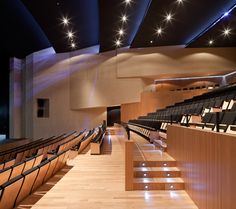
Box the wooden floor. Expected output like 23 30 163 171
16 128 198 209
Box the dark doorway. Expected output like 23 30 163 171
107 106 121 127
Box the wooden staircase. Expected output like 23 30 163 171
132 160 185 191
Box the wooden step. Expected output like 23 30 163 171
134 167 181 178
133 177 184 190
133 160 176 167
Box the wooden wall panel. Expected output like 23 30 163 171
121 102 141 123
167 125 236 209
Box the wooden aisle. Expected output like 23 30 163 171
16 128 197 209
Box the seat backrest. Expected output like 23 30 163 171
33 154 43 167
43 156 58 182
31 160 50 192
0 167 12 185
22 157 35 173
9 161 25 180
3 159 15 169
0 162 4 170
0 175 24 209
15 167 39 206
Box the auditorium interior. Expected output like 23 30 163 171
1 0 236 208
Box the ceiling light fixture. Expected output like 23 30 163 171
208 40 214 46
156 27 163 35
71 43 76 49
118 29 124 36
176 0 184 4
121 15 128 23
62 17 69 26
115 39 121 47
223 28 231 36
124 0 132 5
165 13 173 22
67 31 74 39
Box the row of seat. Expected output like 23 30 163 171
128 83 236 135
0 125 103 209
0 149 70 209
0 154 43 186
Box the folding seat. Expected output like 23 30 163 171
213 112 235 132
0 175 24 209
3 159 15 169
53 151 66 175
15 152 24 164
0 167 12 185
31 160 50 192
22 156 35 173
33 154 43 167
9 161 25 180
15 167 39 206
203 112 223 131
0 162 4 170
43 155 59 182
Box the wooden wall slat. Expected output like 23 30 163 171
167 125 236 209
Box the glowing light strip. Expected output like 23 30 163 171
154 70 236 83
185 3 236 47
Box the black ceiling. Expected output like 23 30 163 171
1 0 236 58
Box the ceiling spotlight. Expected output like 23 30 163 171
115 39 121 47
124 0 132 5
176 0 184 4
156 27 163 35
223 28 231 36
165 13 173 22
62 17 69 26
208 40 214 46
71 43 76 49
121 15 128 23
118 29 124 36
67 31 74 39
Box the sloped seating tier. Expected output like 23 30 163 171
0 124 104 209
128 83 236 136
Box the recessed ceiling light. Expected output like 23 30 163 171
208 40 214 46
67 31 74 39
176 0 184 4
121 15 128 23
118 28 124 36
156 27 163 35
62 17 69 26
223 28 231 36
115 39 121 47
165 13 173 22
71 43 76 49
124 0 132 5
